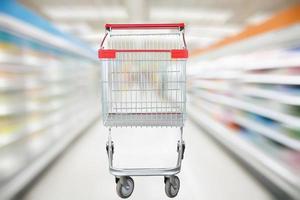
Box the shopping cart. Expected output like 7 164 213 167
98 23 188 198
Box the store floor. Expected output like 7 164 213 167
22 119 273 200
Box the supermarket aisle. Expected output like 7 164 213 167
22 119 272 200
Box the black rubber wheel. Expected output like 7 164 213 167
165 176 180 198
116 176 134 198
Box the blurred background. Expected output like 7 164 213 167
0 0 300 199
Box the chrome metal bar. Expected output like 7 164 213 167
107 129 184 177
109 166 181 177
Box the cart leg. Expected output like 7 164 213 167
106 141 114 155
108 127 112 145
177 140 185 159
106 128 114 155
177 127 185 160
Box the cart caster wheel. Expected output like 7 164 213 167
165 176 180 198
116 176 134 199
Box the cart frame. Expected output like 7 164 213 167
99 23 188 198
106 127 185 177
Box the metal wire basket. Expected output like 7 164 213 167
99 24 188 127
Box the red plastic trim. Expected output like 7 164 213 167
105 23 185 29
171 49 189 59
98 49 116 59
98 49 188 59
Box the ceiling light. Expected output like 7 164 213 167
150 7 233 22
186 36 220 48
79 33 105 42
187 36 218 43
246 13 272 25
43 6 128 20
186 25 242 37
54 22 93 35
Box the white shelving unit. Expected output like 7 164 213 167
240 86 300 106
242 74 300 85
0 4 100 200
188 104 300 199
188 21 300 199
194 90 300 128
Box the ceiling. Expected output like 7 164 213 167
21 0 298 51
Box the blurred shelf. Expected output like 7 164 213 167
241 86 300 105
0 98 74 117
192 97 300 150
0 75 87 92
0 2 100 200
0 13 94 59
242 53 300 70
190 69 300 85
194 23 300 60
195 90 300 129
0 78 42 91
189 78 300 105
188 104 300 199
192 80 231 91
192 72 240 80
189 8 300 200
0 100 93 148
242 74 300 85
234 114 300 151
194 51 300 72
0 105 100 200
0 53 47 68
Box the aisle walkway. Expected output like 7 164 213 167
22 120 272 200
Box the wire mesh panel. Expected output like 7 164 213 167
100 25 187 127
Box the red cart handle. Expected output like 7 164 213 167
105 23 185 30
